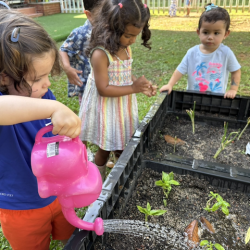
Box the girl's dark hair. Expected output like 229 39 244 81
86 0 151 57
84 0 101 11
198 4 230 31
0 10 61 95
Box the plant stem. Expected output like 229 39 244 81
145 214 148 223
237 118 250 140
192 101 196 134
214 146 223 159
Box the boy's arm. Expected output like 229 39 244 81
0 96 81 138
224 69 241 99
59 51 83 87
160 70 183 94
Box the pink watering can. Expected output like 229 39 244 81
31 125 104 235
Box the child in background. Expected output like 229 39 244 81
79 0 156 181
60 0 101 106
161 4 241 99
0 10 81 250
185 0 191 17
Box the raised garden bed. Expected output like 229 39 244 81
64 91 250 250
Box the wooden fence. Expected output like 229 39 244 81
59 0 250 13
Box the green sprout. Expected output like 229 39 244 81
204 191 230 216
237 117 250 141
200 240 225 250
163 199 167 207
245 227 250 244
214 122 239 159
186 101 196 134
137 202 167 223
155 171 180 199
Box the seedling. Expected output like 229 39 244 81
204 191 230 216
237 117 250 140
214 122 239 159
245 227 250 244
163 199 167 207
200 240 225 250
137 202 167 223
155 171 180 199
186 101 196 134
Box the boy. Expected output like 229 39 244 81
60 0 101 106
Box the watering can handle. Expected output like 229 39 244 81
35 125 78 144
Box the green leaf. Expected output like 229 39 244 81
222 201 230 207
147 202 151 212
221 206 229 216
204 207 211 212
245 227 250 244
169 180 180 185
214 243 225 250
169 172 174 180
162 171 169 182
137 206 148 215
155 180 164 187
216 195 223 202
150 209 167 216
200 240 209 246
209 191 217 198
211 202 221 212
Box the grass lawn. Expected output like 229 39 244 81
0 10 250 250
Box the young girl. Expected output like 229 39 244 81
0 10 81 249
161 4 241 99
79 0 156 180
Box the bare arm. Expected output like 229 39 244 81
91 49 152 97
224 69 241 99
160 69 183 94
59 51 83 87
0 96 81 138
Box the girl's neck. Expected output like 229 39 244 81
114 47 130 61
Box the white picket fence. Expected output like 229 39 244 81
60 0 84 13
59 0 250 13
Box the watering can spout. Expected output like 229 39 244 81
31 125 104 235
61 207 104 235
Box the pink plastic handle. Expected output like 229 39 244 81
35 125 78 143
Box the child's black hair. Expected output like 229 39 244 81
86 0 151 57
0 10 61 95
198 4 230 31
84 0 101 12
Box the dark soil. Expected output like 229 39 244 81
97 169 250 250
149 113 250 169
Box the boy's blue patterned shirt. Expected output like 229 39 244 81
60 20 92 97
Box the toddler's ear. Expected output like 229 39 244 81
196 29 200 35
0 74 10 86
224 30 230 39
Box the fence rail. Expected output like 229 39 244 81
60 0 250 13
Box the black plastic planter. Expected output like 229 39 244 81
64 91 250 250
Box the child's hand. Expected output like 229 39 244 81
151 85 158 96
160 84 173 94
132 75 152 94
51 103 81 138
224 90 237 99
65 67 83 87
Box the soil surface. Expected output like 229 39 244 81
96 169 250 250
149 113 250 169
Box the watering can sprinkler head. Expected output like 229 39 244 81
31 125 104 235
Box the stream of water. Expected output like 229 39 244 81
103 219 203 249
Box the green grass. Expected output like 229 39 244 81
35 13 87 42
1 11 250 250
